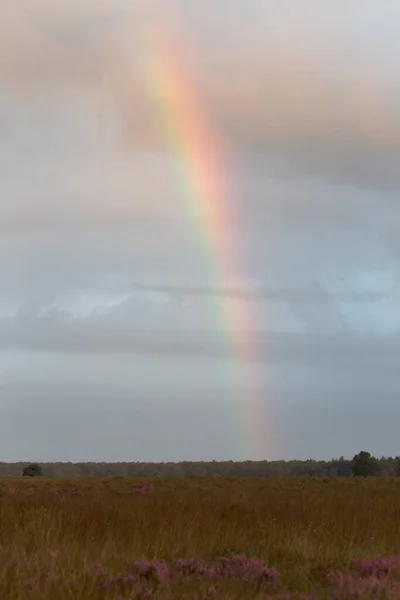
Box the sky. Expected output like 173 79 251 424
1 0 400 463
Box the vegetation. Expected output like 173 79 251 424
351 451 381 477
22 462 43 477
1 452 400 478
2 476 400 599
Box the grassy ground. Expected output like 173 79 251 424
1 476 400 599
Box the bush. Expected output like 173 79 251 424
22 463 43 477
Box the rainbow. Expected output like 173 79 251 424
134 13 268 460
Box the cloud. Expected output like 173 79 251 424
121 281 387 303
0 0 399 192
1 278 399 356
1 304 400 389
2 1 400 463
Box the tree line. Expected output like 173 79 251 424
0 451 399 478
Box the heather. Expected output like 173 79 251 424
2 477 400 599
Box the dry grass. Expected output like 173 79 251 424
1 476 400 599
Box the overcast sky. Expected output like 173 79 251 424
1 0 400 463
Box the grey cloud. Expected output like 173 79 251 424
3 276 396 348
242 144 400 193
122 281 386 303
1 304 399 363
0 1 400 192
1 335 400 462
1 1 400 462
3 396 400 462
0 402 235 462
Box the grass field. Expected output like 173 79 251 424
1 477 400 599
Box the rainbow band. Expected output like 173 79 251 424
134 14 268 460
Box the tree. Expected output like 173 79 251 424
333 456 352 477
22 463 43 477
351 451 380 477
394 457 400 477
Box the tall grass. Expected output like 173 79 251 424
1 477 400 599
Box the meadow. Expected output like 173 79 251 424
1 477 400 599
